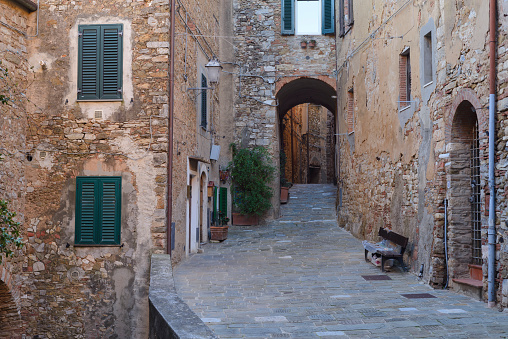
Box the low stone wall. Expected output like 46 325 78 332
149 254 217 339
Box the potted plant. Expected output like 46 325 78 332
228 144 275 225
300 40 307 49
308 39 317 48
210 212 229 241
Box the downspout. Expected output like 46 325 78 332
488 0 497 307
167 0 176 256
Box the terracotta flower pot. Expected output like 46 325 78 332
210 226 228 241
232 213 259 226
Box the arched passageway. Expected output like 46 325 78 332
277 77 337 185
448 100 482 280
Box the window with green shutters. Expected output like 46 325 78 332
75 177 122 245
78 24 123 100
219 187 228 216
201 74 208 129
281 0 334 35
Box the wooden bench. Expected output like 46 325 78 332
363 228 408 272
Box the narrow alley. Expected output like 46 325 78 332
174 184 508 338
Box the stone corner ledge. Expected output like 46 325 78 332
149 253 218 339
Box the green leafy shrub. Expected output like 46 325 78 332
228 145 276 216
0 199 23 264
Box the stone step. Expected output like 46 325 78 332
451 278 483 301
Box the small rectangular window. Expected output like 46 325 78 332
399 48 411 110
201 74 208 129
347 88 354 134
75 177 122 245
78 24 123 101
423 32 433 85
296 0 321 35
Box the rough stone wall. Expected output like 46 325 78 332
232 0 336 217
0 0 34 335
336 0 508 306
17 1 171 337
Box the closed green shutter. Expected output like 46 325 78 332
76 177 121 245
78 24 122 100
99 178 121 244
219 187 227 216
322 0 335 34
213 186 218 224
100 25 123 100
76 179 98 244
281 0 294 35
78 25 100 100
201 74 207 128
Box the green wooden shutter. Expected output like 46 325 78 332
100 25 123 100
78 24 122 100
99 178 121 244
201 74 207 128
281 0 294 35
219 187 227 216
78 25 100 100
322 0 335 34
76 178 97 244
213 186 218 224
76 177 121 245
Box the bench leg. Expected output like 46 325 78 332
364 249 369 262
381 256 386 272
397 257 405 271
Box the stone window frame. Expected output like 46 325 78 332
399 47 411 111
339 0 354 37
419 18 436 103
66 17 134 120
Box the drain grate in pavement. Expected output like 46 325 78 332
421 325 443 330
362 275 392 281
337 319 363 325
271 334 292 338
401 293 436 299
274 309 292 314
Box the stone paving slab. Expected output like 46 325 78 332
174 184 508 338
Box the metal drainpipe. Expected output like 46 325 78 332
167 0 176 256
488 0 497 307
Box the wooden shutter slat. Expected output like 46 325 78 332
281 0 294 35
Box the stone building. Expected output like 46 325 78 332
282 103 335 184
1 0 225 336
336 0 508 307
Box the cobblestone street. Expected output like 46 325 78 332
174 184 508 338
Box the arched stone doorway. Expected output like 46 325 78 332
447 97 485 282
276 77 337 185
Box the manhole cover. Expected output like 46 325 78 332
362 275 392 281
401 293 436 299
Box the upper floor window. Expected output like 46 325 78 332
281 0 334 35
339 0 354 37
200 74 208 129
78 24 123 101
399 48 411 110
423 32 433 85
